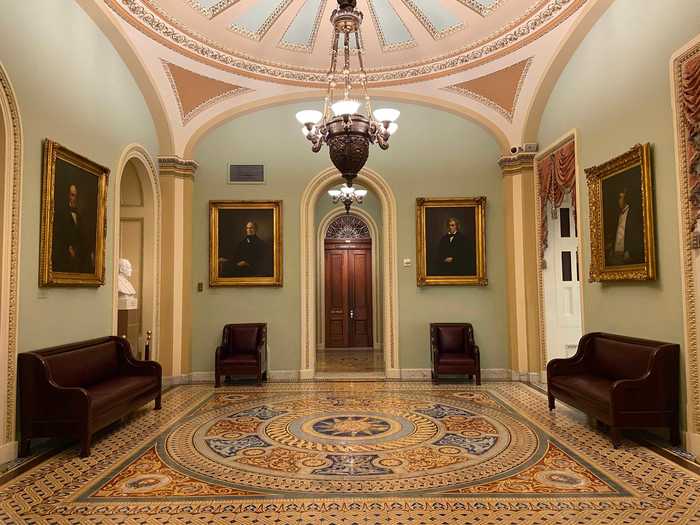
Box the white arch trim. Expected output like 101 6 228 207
300 167 399 379
111 144 162 361
317 208 382 352
0 61 23 460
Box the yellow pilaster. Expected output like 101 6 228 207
157 156 197 380
499 150 542 380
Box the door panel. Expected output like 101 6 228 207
349 249 372 347
324 243 373 348
325 250 348 347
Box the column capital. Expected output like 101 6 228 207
498 150 537 176
157 156 198 178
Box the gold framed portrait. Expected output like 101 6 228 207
585 143 656 282
39 139 109 287
416 197 487 286
209 200 283 287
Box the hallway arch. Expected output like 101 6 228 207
112 145 162 360
300 167 399 378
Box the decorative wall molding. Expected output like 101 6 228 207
300 167 399 378
0 61 23 446
498 150 537 175
672 37 700 437
157 156 199 177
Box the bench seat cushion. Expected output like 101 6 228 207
86 376 158 414
549 374 613 407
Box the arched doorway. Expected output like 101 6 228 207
112 146 161 360
300 167 399 379
317 213 383 375
0 62 22 461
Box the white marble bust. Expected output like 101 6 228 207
117 258 138 310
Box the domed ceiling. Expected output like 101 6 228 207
96 0 598 153
108 0 582 85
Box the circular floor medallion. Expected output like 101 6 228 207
165 392 540 494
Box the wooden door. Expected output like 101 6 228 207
325 240 372 348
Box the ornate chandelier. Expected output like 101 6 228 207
296 0 399 208
328 184 368 214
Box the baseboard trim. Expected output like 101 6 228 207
0 440 17 463
165 368 524 386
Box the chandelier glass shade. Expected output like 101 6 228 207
295 0 399 203
328 184 368 214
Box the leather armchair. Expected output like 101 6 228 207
215 323 267 387
547 332 680 447
430 323 481 384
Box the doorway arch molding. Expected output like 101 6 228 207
0 61 23 451
111 144 162 360
318 207 382 352
300 167 399 379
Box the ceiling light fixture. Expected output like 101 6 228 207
295 0 399 211
328 184 368 214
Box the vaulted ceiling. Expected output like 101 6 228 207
89 0 606 155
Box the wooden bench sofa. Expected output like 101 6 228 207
547 332 679 447
18 336 162 457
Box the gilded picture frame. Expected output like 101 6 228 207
209 200 283 287
39 139 109 287
585 143 656 282
416 197 487 286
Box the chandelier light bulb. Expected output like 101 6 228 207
331 99 361 116
355 189 368 197
340 184 354 194
328 189 342 197
387 122 398 135
373 108 400 123
301 126 311 137
295 110 323 125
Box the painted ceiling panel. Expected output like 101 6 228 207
190 0 240 18
456 0 503 16
230 0 294 39
401 0 463 39
366 0 415 50
280 0 327 51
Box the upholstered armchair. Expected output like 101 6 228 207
430 323 481 384
215 323 268 387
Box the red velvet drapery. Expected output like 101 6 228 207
537 139 576 267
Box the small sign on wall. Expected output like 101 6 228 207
228 164 264 184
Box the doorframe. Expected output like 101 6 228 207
0 61 23 460
300 167 399 379
317 209 381 351
534 129 585 379
112 144 162 361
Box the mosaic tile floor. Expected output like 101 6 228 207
1 382 699 524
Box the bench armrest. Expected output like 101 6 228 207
118 339 162 378
547 333 596 378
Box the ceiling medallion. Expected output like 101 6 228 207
295 0 399 212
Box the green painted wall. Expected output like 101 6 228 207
192 100 507 373
537 0 699 413
0 1 158 351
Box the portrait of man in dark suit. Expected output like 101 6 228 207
425 207 477 277
52 183 95 273
216 207 277 281
602 166 645 268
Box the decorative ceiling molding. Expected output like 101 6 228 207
278 0 327 53
399 0 464 40
162 61 252 124
105 0 586 86
229 0 294 41
456 0 504 17
188 0 239 19
443 57 532 121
